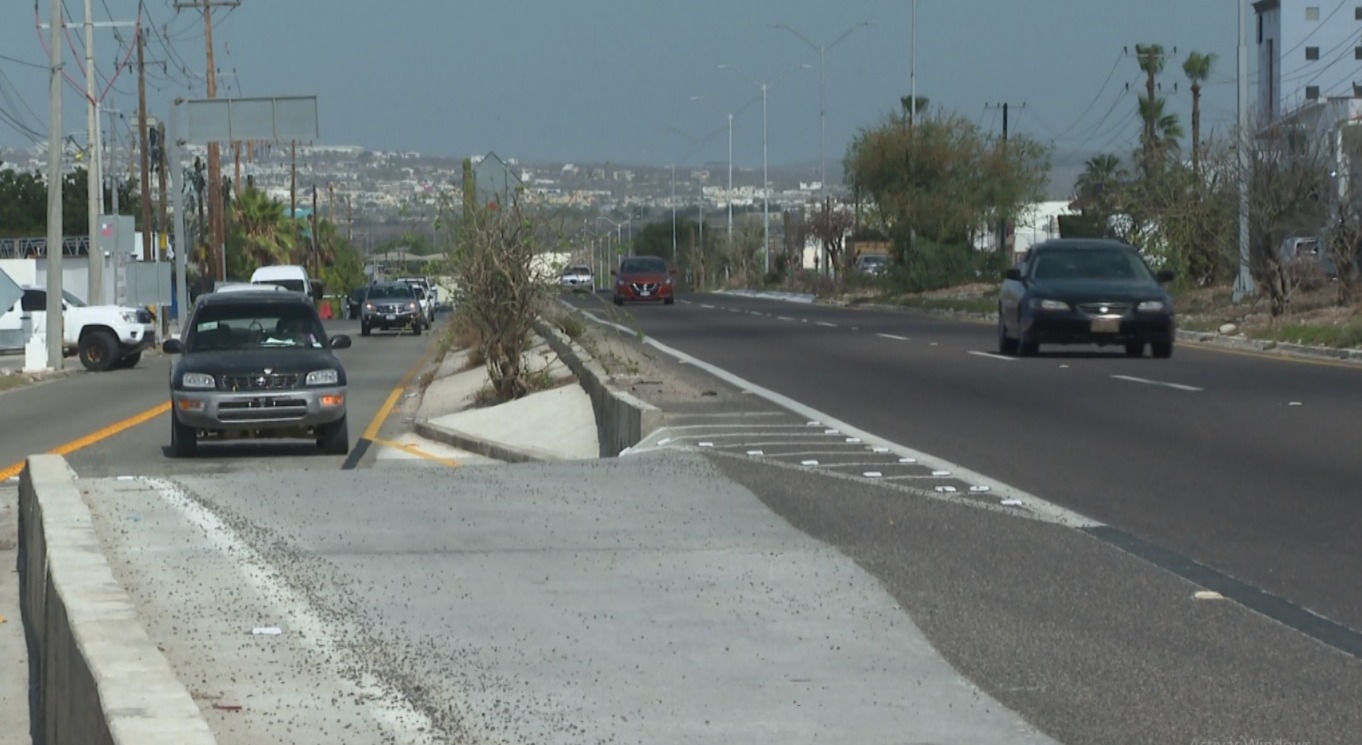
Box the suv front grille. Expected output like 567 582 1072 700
220 373 300 391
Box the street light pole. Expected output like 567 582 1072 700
1234 0 1253 301
719 63 808 276
771 22 873 275
727 113 733 246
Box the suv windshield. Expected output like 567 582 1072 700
188 303 326 351
619 257 667 274
366 284 415 300
1030 247 1155 282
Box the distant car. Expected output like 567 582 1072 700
855 254 888 276
360 281 425 336
346 287 367 319
998 238 1176 358
560 264 594 292
611 256 675 306
161 290 353 457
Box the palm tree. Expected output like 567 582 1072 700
1073 153 1128 229
1135 43 1166 170
231 187 297 272
1137 96 1184 164
1182 51 1217 177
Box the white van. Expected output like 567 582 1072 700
250 265 322 304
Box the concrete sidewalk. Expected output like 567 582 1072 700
0 483 31 745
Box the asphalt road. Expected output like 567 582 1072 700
566 291 1362 639
0 316 438 481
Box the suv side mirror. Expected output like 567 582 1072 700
329 334 352 350
1156 269 1175 283
162 338 183 354
1005 268 1023 281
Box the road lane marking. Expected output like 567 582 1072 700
371 437 461 468
701 304 715 309
877 333 909 341
777 316 795 321
968 351 1017 361
815 321 837 328
0 401 172 481
1111 374 1203 392
344 338 439 470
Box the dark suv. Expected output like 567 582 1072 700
360 282 425 336
162 290 353 457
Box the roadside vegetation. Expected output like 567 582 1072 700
722 44 1362 350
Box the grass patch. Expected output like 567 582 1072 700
887 295 996 314
555 312 585 340
1256 318 1362 349
0 374 30 392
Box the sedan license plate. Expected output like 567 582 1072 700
385 314 397 321
1090 316 1120 334
640 290 652 297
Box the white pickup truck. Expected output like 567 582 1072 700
0 284 156 371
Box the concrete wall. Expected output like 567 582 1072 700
532 318 663 457
18 455 216 745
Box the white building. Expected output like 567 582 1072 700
1255 0 1362 121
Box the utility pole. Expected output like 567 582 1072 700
157 123 169 261
290 139 297 218
346 195 353 243
175 0 238 280
987 101 1025 269
311 184 319 273
136 26 153 262
46 0 64 371
1234 0 1253 301
84 0 102 304
727 113 734 246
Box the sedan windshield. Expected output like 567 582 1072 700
1030 247 1155 282
619 257 667 274
188 305 326 351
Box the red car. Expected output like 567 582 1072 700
612 256 676 306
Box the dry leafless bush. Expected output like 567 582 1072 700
451 191 558 402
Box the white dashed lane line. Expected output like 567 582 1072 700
815 321 837 328
877 333 909 341
1111 374 1204 392
777 316 795 321
968 351 1017 362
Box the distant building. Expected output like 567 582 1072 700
1255 0 1362 121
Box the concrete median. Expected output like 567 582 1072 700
533 317 664 457
18 454 215 745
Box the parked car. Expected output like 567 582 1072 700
360 281 425 336
161 289 352 457
611 256 675 306
855 254 888 276
998 238 1176 358
560 264 594 292
0 284 155 371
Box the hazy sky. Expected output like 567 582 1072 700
0 0 1248 175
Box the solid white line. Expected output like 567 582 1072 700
142 478 443 742
816 321 837 328
968 351 1017 362
877 333 909 341
1111 374 1203 392
574 307 1101 529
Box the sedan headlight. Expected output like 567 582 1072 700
1137 300 1167 312
181 372 216 389
1030 298 1070 311
306 369 339 386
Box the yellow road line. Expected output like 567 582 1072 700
0 401 172 482
361 340 438 442
371 437 461 468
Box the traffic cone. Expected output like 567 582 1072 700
319 300 333 320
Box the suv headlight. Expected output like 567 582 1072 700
1030 298 1069 311
181 372 216 389
1137 300 1166 312
120 310 139 323
306 369 339 386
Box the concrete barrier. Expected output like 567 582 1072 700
532 318 664 457
18 454 216 745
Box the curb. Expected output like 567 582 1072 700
413 420 561 464
727 288 1362 365
535 310 664 457
18 455 215 745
